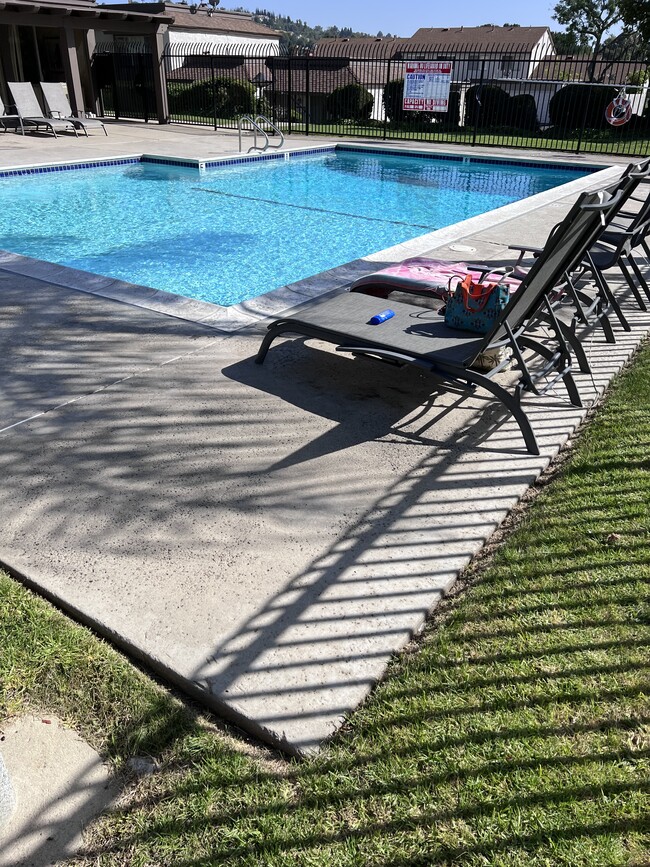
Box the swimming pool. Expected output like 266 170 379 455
0 147 590 307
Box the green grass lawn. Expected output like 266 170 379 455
292 124 650 157
148 114 650 158
1 342 649 865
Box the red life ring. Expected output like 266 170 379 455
605 95 632 126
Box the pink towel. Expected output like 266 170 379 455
351 257 522 299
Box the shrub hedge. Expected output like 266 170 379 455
549 83 619 130
168 76 256 119
327 83 374 121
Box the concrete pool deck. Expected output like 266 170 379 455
0 123 648 756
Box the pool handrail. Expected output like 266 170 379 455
238 115 285 154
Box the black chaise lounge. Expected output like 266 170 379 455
256 186 625 456
505 159 650 337
350 160 650 366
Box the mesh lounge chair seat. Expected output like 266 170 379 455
7 81 77 138
0 96 23 134
257 187 625 456
40 82 107 137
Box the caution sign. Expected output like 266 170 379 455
403 61 453 112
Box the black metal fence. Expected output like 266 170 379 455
93 43 156 122
94 41 650 156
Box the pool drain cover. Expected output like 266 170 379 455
448 243 477 253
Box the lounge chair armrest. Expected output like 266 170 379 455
508 244 543 254
470 264 515 279
508 244 543 267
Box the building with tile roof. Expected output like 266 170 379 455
99 3 282 55
0 0 173 119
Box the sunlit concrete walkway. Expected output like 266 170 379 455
0 123 646 755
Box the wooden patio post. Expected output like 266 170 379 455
60 25 85 116
149 27 169 124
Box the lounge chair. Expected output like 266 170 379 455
7 81 77 138
510 161 650 334
256 186 625 455
351 161 650 355
40 82 107 137
0 95 23 134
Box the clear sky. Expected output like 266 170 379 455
220 1 561 36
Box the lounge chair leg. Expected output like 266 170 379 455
619 260 647 311
628 255 650 303
595 305 616 344
641 239 650 262
256 322 291 364
517 335 583 408
558 320 591 374
593 268 631 331
453 366 540 455
256 333 273 364
572 287 616 343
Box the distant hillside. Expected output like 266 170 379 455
225 7 393 49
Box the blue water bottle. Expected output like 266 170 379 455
369 309 395 325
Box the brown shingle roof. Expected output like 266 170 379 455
266 57 359 95
412 25 550 49
104 3 281 36
313 26 551 59
167 55 270 84
170 9 281 36
531 55 647 85
312 37 413 60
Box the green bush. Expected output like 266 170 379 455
548 84 618 130
168 76 256 119
510 93 539 131
271 102 303 123
256 94 273 119
464 84 511 127
326 83 373 121
167 82 191 116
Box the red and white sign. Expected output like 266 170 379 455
403 61 453 112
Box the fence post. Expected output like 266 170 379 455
383 58 391 140
287 54 292 135
472 57 486 148
211 53 217 131
112 54 120 121
305 57 310 136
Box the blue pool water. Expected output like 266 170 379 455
0 150 588 306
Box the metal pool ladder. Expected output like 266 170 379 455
238 115 285 154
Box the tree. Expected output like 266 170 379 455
552 0 627 79
619 0 650 43
550 29 591 53
600 29 649 58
